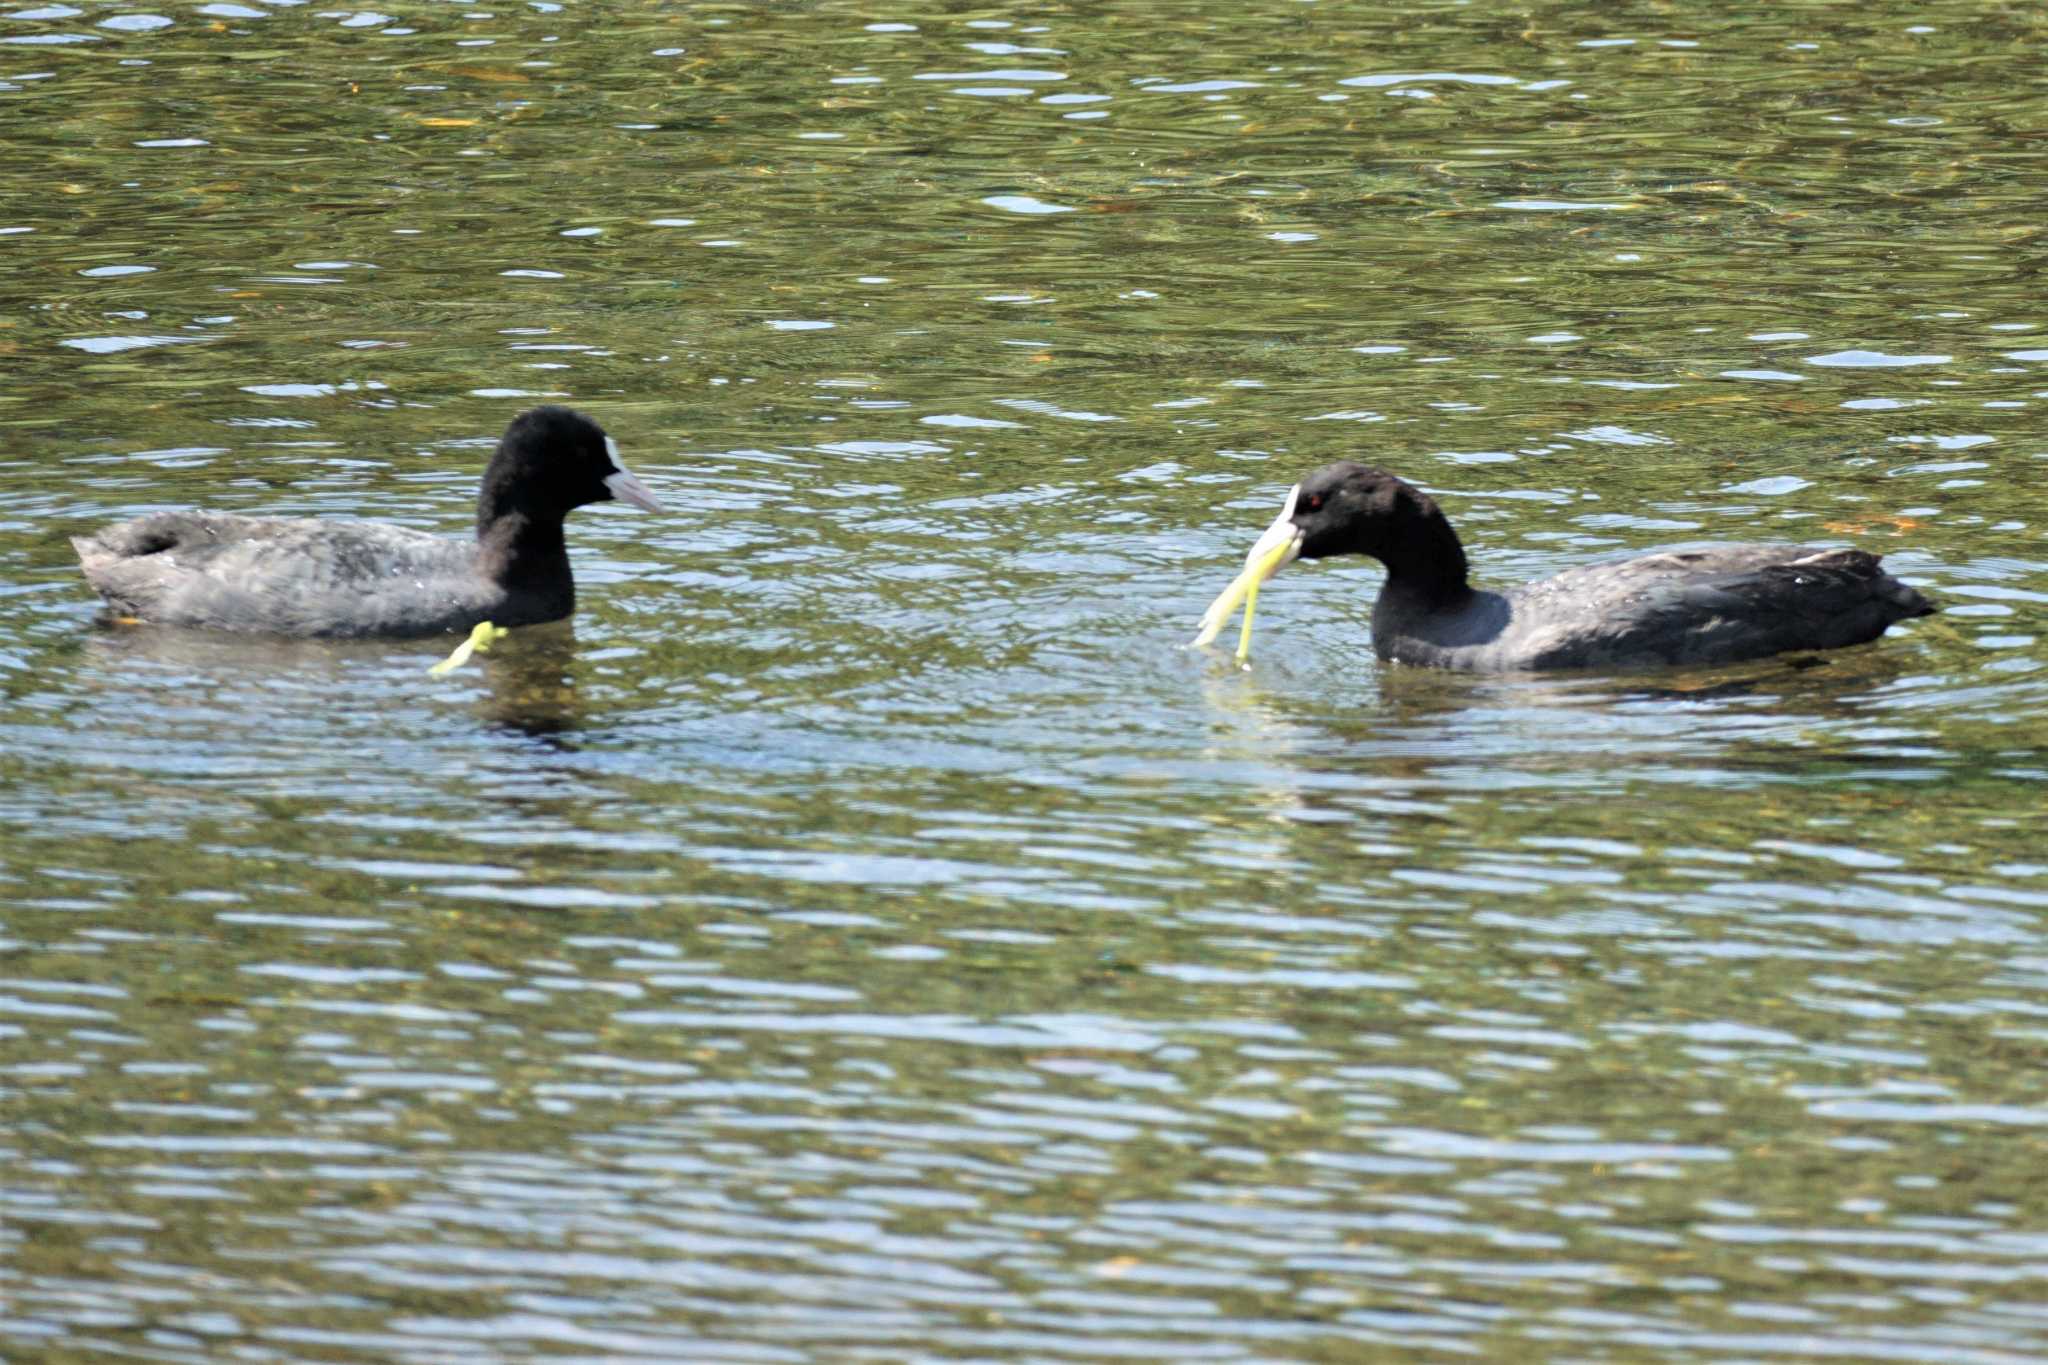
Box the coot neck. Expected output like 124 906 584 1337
475 503 573 600
1374 504 1473 609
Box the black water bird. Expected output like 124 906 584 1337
1194 463 1934 671
72 405 663 638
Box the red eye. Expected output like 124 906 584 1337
1305 493 1323 511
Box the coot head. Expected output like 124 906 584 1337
1264 462 1447 562
477 405 663 535
1230 461 1463 575
1192 463 1472 652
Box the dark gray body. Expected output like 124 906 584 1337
70 511 558 638
1370 543 1933 671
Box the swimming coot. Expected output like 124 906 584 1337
72 405 663 638
1195 463 1935 671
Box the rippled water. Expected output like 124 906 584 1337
4 1 2048 1360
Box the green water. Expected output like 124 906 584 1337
4 2 2047 1359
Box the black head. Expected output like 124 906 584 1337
1289 462 1451 562
476 405 662 536
1192 462 1470 651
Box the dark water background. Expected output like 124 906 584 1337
3 1 2047 1359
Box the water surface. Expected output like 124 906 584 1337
4 2 2048 1359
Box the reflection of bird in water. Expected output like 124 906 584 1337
473 620 583 740
1197 464 1934 671
72 407 662 638
73 615 586 744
